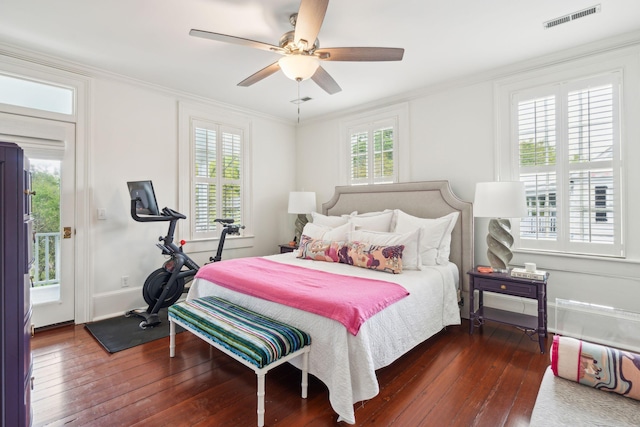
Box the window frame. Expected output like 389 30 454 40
339 103 410 185
495 57 629 259
191 120 244 240
0 66 78 123
178 102 253 252
510 74 622 257
0 72 75 116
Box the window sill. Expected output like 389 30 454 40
514 248 632 263
512 249 640 280
183 234 255 254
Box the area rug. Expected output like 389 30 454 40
85 308 184 353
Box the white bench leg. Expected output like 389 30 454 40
301 350 309 399
169 319 176 358
169 304 310 427
257 372 266 427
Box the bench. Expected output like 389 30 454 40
168 296 311 427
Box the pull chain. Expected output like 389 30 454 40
296 78 301 124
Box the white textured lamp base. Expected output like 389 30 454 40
486 218 514 271
294 214 308 243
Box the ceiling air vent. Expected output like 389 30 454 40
290 97 312 104
543 4 601 29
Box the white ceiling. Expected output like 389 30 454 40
1 0 639 122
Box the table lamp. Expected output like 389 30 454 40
473 181 527 272
288 191 316 245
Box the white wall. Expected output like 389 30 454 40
296 40 640 325
88 77 297 318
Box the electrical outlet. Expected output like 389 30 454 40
121 276 129 287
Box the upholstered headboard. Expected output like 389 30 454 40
322 181 474 303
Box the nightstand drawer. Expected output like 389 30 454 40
473 278 536 298
279 244 297 254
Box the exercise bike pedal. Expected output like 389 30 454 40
125 308 162 328
139 319 160 329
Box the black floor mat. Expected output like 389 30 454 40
85 308 184 353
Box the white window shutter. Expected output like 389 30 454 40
192 121 244 239
513 73 622 257
348 120 397 185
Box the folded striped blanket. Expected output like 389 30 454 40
169 296 311 368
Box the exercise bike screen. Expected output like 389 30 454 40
127 180 160 216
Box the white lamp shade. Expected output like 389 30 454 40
473 181 527 218
278 55 320 81
288 191 316 214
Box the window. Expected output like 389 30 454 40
349 122 396 185
178 102 251 245
0 73 74 115
192 122 243 237
191 121 244 240
511 73 622 257
340 103 408 186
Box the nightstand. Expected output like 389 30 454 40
468 268 549 353
279 244 297 254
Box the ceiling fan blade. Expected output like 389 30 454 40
316 47 404 61
237 62 281 87
190 29 283 53
294 0 329 49
311 66 341 95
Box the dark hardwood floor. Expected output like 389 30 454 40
31 319 551 426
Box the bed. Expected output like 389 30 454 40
186 181 474 424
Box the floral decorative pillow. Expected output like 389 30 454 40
297 235 348 263
349 228 421 270
345 242 404 274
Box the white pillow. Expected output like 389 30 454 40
301 221 353 241
394 210 459 265
310 211 352 227
301 222 330 240
349 210 394 232
349 228 422 270
351 210 384 217
324 222 354 241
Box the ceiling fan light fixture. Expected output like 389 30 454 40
278 54 319 81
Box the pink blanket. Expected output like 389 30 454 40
195 257 409 335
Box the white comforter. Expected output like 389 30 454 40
186 253 461 424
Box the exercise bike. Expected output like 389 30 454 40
126 181 243 329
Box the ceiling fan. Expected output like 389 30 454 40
189 0 404 95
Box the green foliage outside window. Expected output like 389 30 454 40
519 139 556 166
351 127 394 181
351 133 368 180
31 164 60 285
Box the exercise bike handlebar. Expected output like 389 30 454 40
214 218 235 224
162 207 186 220
130 199 186 222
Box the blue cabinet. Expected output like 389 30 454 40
0 141 32 427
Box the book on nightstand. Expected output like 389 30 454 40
510 267 547 281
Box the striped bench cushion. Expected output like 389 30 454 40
168 296 311 368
